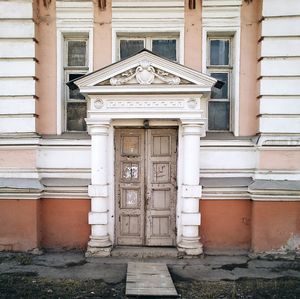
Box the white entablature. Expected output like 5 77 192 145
69 50 219 257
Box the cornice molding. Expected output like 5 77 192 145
72 50 217 91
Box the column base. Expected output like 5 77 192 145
85 235 112 257
177 237 203 256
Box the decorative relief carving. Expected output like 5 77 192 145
152 163 170 183
106 100 185 109
155 69 181 85
136 60 155 84
110 69 135 86
92 98 200 110
94 99 104 109
187 99 197 109
110 60 181 86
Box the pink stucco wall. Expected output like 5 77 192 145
93 0 112 70
184 0 202 71
239 0 261 136
35 0 57 134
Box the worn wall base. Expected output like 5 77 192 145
85 245 112 257
177 240 203 256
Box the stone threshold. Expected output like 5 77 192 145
111 246 178 258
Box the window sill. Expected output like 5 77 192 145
201 132 256 147
42 132 90 140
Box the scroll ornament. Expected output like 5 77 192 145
110 60 181 86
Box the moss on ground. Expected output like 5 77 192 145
0 273 299 299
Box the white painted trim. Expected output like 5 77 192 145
250 196 300 202
0 193 41 200
107 124 115 244
254 170 300 181
202 187 250 200
202 27 240 136
111 0 184 64
0 169 39 179
76 50 216 88
112 28 185 64
56 29 63 135
105 119 187 247
112 1 184 8
56 28 93 134
202 0 242 6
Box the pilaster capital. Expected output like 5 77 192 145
181 119 206 137
86 118 111 135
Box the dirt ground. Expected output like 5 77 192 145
0 273 299 299
0 252 300 298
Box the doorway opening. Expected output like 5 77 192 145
114 128 178 246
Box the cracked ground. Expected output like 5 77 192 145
0 252 300 298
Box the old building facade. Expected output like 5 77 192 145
0 0 299 256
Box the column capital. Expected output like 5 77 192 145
181 120 206 137
86 118 111 135
180 118 205 125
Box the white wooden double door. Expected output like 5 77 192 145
115 128 177 246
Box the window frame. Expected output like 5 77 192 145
116 33 180 62
207 36 234 132
56 29 93 135
202 28 240 136
63 35 89 133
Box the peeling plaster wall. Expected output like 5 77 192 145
41 199 90 250
200 200 252 251
251 201 300 252
0 200 40 252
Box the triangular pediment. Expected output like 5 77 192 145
68 49 219 94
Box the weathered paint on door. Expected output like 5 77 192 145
115 128 177 246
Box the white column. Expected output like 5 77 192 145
86 120 112 257
178 121 205 255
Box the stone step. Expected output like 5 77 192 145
111 246 178 258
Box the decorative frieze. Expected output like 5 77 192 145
92 98 201 111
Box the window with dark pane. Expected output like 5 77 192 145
64 37 88 132
152 39 177 61
68 73 85 100
118 35 179 62
208 101 230 131
210 39 229 66
68 41 87 66
120 40 144 60
67 102 87 131
210 73 228 99
207 37 232 131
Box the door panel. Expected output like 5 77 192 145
115 129 145 245
115 128 177 246
146 129 177 246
